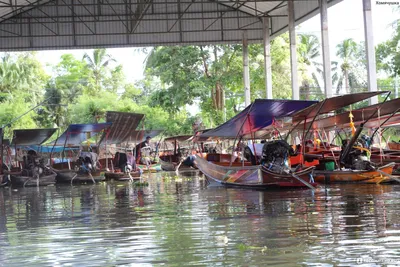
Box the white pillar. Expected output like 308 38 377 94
319 0 332 98
243 30 251 106
288 0 299 100
363 0 378 105
263 17 273 99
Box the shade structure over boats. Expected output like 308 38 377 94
53 123 112 146
304 97 400 131
124 130 163 144
98 111 145 145
11 128 57 146
26 145 78 153
200 99 317 139
292 91 388 122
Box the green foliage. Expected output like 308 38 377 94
377 22 400 77
53 53 89 102
0 98 38 137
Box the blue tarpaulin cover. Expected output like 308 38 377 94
200 99 317 139
53 123 111 146
21 145 78 153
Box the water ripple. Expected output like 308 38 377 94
0 173 399 266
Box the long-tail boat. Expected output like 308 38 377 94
291 91 397 184
7 128 58 187
196 99 318 189
51 123 111 183
97 111 161 179
159 135 195 171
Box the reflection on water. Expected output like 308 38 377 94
0 171 399 266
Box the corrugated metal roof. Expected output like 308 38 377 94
99 111 145 145
0 0 342 50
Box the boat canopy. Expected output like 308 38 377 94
99 111 145 144
200 99 317 139
11 128 57 145
164 135 193 143
124 130 162 143
21 145 78 153
304 97 400 131
53 123 111 146
292 91 388 122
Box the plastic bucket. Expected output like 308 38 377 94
325 161 335 171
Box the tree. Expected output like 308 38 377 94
0 52 49 103
334 38 366 94
376 22 400 77
53 53 89 102
298 34 323 99
83 49 116 93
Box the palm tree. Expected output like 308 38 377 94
298 34 323 99
83 49 115 92
335 38 363 94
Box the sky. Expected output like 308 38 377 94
36 0 398 84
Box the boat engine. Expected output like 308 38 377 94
261 140 295 173
24 150 44 177
340 135 375 170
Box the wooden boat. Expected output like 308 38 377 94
290 92 400 184
138 163 162 172
0 174 9 187
195 155 316 189
314 162 395 184
159 155 193 171
104 170 141 181
54 169 105 183
195 99 319 190
388 142 400 150
49 123 112 184
9 171 56 187
159 135 195 171
6 128 59 187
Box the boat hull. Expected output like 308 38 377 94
104 171 141 181
10 173 56 187
195 156 316 189
159 158 193 171
314 163 395 184
55 169 105 183
138 163 162 172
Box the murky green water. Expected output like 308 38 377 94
0 171 400 266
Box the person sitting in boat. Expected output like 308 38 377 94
140 139 152 166
182 149 198 168
115 152 136 173
261 140 296 173
78 151 98 173
135 136 152 159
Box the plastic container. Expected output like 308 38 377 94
325 161 335 171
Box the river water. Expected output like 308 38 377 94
0 170 399 266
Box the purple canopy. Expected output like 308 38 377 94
200 99 317 139
54 123 112 146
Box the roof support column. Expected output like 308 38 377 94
319 0 332 98
263 17 273 99
363 0 378 105
288 0 299 100
243 30 251 107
